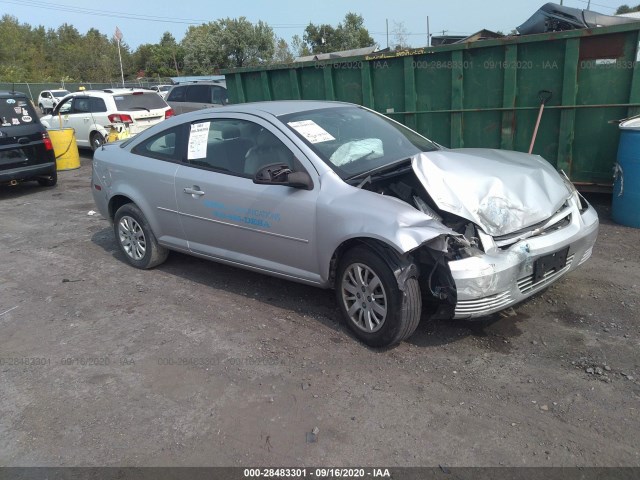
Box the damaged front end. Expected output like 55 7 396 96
358 149 599 319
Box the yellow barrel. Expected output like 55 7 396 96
48 128 80 171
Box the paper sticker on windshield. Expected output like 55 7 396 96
6 99 16 104
188 122 210 160
12 118 20 125
22 115 32 122
13 107 21 114
288 120 335 143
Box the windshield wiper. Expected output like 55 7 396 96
347 158 412 184
130 107 150 111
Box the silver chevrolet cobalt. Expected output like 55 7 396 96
91 101 598 347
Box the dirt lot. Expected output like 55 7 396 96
1 152 639 468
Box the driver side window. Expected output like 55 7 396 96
57 98 73 114
185 119 297 177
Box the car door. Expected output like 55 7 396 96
182 85 210 113
41 92 52 111
174 115 322 284
54 97 89 147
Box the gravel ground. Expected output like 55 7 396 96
1 152 639 467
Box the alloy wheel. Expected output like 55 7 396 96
341 262 388 333
118 215 146 260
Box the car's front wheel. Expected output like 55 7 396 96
90 132 105 151
113 203 168 269
336 246 422 348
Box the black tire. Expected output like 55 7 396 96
113 203 168 269
39 104 46 115
37 169 57 187
336 246 421 348
90 131 105 151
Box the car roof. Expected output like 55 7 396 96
172 80 225 85
0 90 28 97
64 88 156 97
205 100 354 117
46 89 69 92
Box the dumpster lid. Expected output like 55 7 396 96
620 116 640 130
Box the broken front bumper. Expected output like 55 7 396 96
448 199 599 318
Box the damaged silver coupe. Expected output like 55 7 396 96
91 101 599 347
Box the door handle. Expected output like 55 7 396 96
183 186 205 196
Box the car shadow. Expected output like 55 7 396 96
583 192 614 226
88 198 588 354
0 182 55 200
91 227 343 335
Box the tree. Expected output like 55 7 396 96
134 32 184 77
303 12 375 54
391 21 410 50
273 38 294 64
616 4 640 13
181 17 275 73
220 17 275 67
290 34 311 58
181 22 226 74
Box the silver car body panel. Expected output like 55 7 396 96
449 194 598 318
91 100 599 318
412 149 572 236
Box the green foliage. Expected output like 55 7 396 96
273 38 295 64
303 12 375 54
615 4 640 14
181 17 275 73
133 32 184 78
0 12 374 80
290 35 311 59
0 14 133 82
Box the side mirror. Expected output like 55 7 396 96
253 163 313 190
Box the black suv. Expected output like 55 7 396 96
1 91 57 187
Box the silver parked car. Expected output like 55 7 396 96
91 101 598 347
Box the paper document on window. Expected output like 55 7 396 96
188 122 210 160
288 120 335 143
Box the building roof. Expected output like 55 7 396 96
295 46 380 63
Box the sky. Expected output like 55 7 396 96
0 0 627 49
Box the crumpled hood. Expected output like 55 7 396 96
412 149 572 236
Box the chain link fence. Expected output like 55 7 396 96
0 78 175 102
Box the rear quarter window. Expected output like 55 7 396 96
167 87 186 102
113 93 167 111
0 97 38 127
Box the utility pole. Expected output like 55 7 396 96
587 0 591 9
386 19 389 49
427 16 430 47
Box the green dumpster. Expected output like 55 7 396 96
222 22 640 190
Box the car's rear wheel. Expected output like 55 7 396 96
336 246 421 348
37 169 57 187
113 203 168 269
90 132 105 151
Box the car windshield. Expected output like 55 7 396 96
53 91 70 98
113 92 167 111
280 106 439 179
